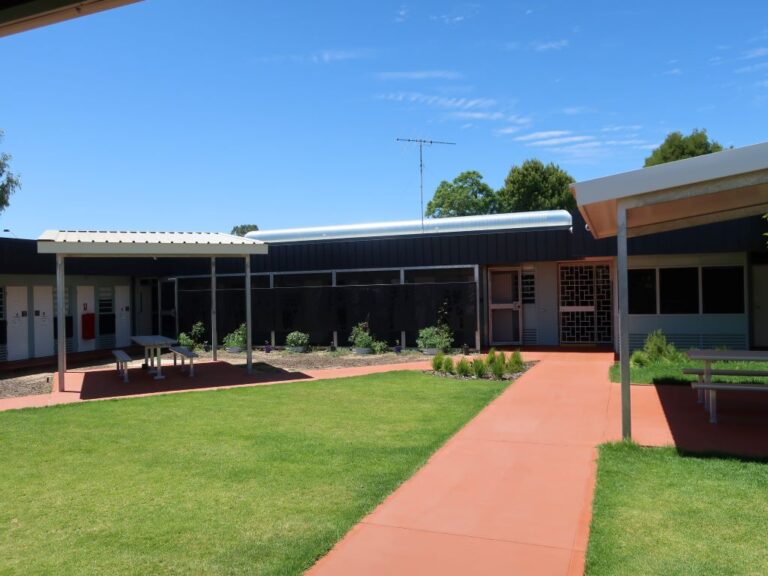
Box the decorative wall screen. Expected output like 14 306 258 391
559 264 612 344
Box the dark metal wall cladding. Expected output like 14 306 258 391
2 214 766 277
175 281 477 347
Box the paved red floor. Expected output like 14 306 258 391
308 351 768 576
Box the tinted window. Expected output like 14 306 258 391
404 268 474 284
273 273 332 287
702 267 744 313
659 267 699 314
336 270 401 286
628 269 656 314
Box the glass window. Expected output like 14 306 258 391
404 268 474 284
273 273 332 287
336 270 401 286
702 267 744 314
522 273 536 304
659 267 699 314
628 269 656 314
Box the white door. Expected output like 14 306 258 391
6 286 29 361
33 286 54 358
115 285 132 347
488 269 522 345
753 265 768 348
76 285 95 352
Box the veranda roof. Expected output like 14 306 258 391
37 230 267 256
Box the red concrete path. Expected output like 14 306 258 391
308 352 613 576
308 351 768 575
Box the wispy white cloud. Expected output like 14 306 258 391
601 124 642 132
663 67 682 76
528 135 595 146
744 47 768 59
377 70 462 80
496 126 522 135
515 130 571 142
735 61 768 74
451 111 506 120
378 92 496 110
258 49 372 64
561 106 595 115
394 5 409 23
531 39 569 52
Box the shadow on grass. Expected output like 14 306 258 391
79 361 310 400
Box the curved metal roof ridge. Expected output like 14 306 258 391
247 210 572 244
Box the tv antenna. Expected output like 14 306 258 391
396 138 456 231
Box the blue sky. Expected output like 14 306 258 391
1 1 767 238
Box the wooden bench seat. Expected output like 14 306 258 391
112 349 131 383
169 345 198 377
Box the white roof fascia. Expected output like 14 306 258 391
573 141 768 206
37 230 267 257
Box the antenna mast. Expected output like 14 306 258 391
396 138 456 231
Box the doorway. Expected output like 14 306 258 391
488 268 522 345
753 264 768 348
558 263 613 345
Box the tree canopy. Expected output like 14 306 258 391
0 131 20 215
425 170 496 218
230 224 259 236
496 159 576 213
644 129 723 167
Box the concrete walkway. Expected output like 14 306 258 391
309 351 615 576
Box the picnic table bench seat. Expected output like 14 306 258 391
683 368 768 423
169 345 198 377
112 349 131 383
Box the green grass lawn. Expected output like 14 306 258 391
0 371 507 575
586 442 768 575
609 359 768 385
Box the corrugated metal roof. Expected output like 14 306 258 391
37 230 267 257
246 210 572 244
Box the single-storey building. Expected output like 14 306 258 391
1 145 767 366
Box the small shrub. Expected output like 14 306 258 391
177 332 196 350
491 356 505 380
630 349 650 368
371 340 389 354
285 331 310 348
223 323 247 350
349 322 375 349
442 356 455 374
456 358 472 377
506 350 525 373
432 352 445 371
190 321 206 347
472 358 488 378
642 329 682 363
486 348 497 365
416 325 454 351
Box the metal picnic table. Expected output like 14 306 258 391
132 335 177 380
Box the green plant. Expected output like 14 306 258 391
190 321 206 347
456 358 472 377
641 330 683 364
177 332 195 350
472 358 488 378
442 356 455 374
371 340 389 354
432 352 445 371
349 322 375 349
285 331 310 348
506 350 525 373
416 325 453 351
491 356 505 380
223 323 247 350
486 348 497 365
